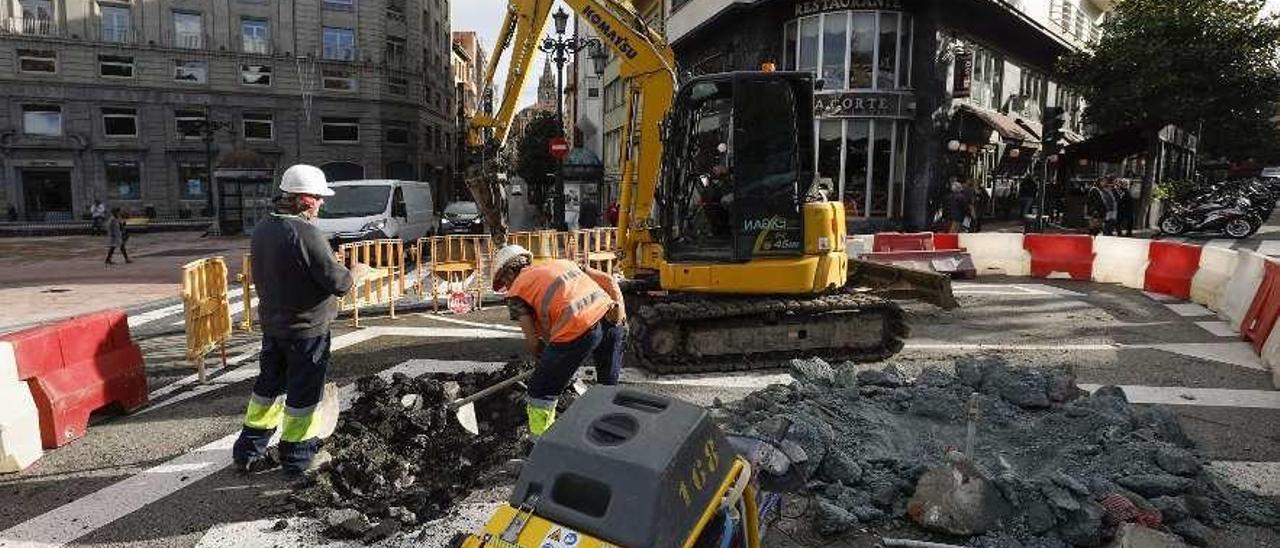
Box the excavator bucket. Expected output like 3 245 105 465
847 258 959 310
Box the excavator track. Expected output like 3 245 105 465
625 291 908 374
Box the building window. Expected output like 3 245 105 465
100 5 130 43
22 105 61 136
241 18 270 54
173 12 202 49
386 36 406 67
323 0 354 11
787 11 913 92
322 67 356 91
99 54 134 78
174 60 207 84
241 64 272 86
175 109 206 139
19 0 54 36
17 49 56 73
179 162 208 199
387 75 408 96
103 107 138 137
970 46 1004 111
321 118 359 142
106 161 141 200
588 86 600 99
323 27 356 61
385 124 409 144
1018 70 1046 120
242 112 273 140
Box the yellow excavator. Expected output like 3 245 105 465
463 0 953 375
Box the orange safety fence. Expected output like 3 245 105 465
417 235 494 313
509 230 579 264
181 257 233 382
336 239 406 328
235 253 255 332
576 228 621 273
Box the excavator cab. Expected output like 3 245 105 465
661 72 817 264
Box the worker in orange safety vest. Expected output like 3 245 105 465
490 244 626 437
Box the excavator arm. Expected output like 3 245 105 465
467 0 676 277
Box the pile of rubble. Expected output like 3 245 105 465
717 357 1280 547
291 362 536 542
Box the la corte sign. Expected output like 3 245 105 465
795 0 905 17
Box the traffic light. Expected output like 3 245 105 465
1042 106 1067 152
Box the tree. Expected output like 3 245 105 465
1058 0 1280 161
515 112 562 211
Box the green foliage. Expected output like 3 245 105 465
1058 0 1280 161
515 112 562 205
1153 179 1196 201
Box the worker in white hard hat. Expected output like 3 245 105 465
233 164 370 475
491 244 626 438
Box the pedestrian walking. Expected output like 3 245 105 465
1086 178 1109 236
90 200 107 235
1101 177 1119 235
945 180 972 234
104 208 131 264
490 244 626 439
232 165 370 476
1114 179 1135 237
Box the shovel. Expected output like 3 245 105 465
448 368 536 435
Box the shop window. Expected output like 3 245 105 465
818 120 843 202
784 21 798 71
106 161 141 200
174 60 207 84
876 13 899 91
897 15 914 89
18 48 56 73
241 64 272 86
844 120 870 216
322 117 359 143
870 121 893 217
821 13 847 88
179 162 208 199
99 54 133 78
894 122 910 218
322 67 356 91
22 105 61 136
243 112 273 140
175 109 206 139
849 14 874 89
103 107 137 137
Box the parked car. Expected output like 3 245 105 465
314 180 436 247
438 201 485 235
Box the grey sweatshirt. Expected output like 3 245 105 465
251 213 353 339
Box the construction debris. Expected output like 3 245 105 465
717 356 1280 547
292 362 550 540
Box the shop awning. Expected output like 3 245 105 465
1064 125 1157 162
956 103 1038 143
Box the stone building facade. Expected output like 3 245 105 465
0 0 455 222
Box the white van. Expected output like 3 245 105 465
314 180 436 246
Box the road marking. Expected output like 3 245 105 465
1166 302 1214 317
1195 320 1238 337
127 288 244 328
1205 239 1237 249
415 313 523 332
1078 384 1280 410
951 283 1084 297
1206 461 1280 497
1258 240 1280 256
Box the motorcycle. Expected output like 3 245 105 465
1158 195 1262 239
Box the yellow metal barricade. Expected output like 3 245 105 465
581 228 620 273
336 239 406 328
235 253 255 332
182 257 233 382
417 235 493 312
508 230 579 264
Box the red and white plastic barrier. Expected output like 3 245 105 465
0 310 148 471
853 231 1280 389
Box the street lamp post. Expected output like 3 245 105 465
539 7 604 230
198 104 231 236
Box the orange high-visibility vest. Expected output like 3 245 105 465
508 260 614 343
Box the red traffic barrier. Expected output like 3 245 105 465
933 233 961 251
1242 260 1280 352
1144 241 1203 300
2 310 148 448
1023 234 1094 281
873 232 935 253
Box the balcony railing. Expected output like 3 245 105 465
101 27 130 43
0 17 61 37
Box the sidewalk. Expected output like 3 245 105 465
0 231 249 332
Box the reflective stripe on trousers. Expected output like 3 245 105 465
243 393 284 430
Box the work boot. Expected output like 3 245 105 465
284 449 332 478
236 453 280 475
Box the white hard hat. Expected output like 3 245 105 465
279 164 334 196
492 244 533 291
